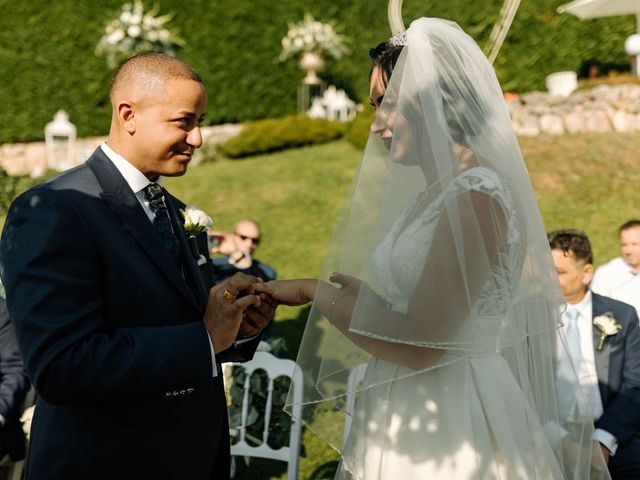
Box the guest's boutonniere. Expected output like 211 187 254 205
181 206 212 266
593 312 621 350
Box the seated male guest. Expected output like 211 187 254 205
549 229 640 479
210 219 277 340
210 219 276 285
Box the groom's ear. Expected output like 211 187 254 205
582 262 594 287
116 101 136 135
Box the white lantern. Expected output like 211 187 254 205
624 34 640 56
44 110 77 171
625 33 640 76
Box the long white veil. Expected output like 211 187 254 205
286 17 609 479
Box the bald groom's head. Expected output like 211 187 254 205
110 53 202 106
106 53 207 180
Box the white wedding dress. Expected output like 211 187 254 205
336 167 565 479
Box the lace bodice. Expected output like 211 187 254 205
372 167 521 321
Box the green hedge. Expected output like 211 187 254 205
219 115 345 158
345 108 375 151
0 0 635 144
0 168 58 216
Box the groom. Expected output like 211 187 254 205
0 54 273 479
548 229 640 479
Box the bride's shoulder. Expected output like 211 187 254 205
455 166 502 191
446 166 504 196
449 167 513 210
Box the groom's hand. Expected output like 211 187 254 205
204 273 261 353
238 293 278 338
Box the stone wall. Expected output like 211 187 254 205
2 85 640 176
0 124 243 177
509 84 640 136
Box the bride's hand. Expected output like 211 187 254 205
329 272 362 297
254 279 317 306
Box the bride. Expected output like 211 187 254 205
256 16 609 479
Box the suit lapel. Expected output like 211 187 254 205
165 195 209 308
591 294 611 404
86 150 202 312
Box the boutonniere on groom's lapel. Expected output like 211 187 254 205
180 206 212 266
593 312 622 350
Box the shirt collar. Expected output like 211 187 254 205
100 143 162 194
620 257 638 275
567 290 592 319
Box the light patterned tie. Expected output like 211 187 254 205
564 307 582 368
143 183 181 268
556 306 582 419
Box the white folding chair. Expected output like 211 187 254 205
226 352 303 479
343 363 367 449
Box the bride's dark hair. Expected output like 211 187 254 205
369 42 403 85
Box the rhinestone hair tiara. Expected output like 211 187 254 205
389 31 407 47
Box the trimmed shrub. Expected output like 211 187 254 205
0 169 58 215
0 169 20 216
219 115 345 158
345 109 375 151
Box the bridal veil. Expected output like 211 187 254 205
286 17 609 479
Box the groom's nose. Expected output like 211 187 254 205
186 126 203 149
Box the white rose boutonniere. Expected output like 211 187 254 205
182 206 212 235
180 206 212 265
593 312 622 350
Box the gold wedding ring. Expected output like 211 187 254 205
223 288 237 301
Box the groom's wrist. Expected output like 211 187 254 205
593 428 618 456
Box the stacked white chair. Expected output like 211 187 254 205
226 352 303 479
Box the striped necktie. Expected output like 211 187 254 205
143 183 181 268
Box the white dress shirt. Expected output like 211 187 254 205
559 291 618 455
591 257 640 317
100 143 218 377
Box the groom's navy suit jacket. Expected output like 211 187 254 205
0 149 259 479
591 292 640 476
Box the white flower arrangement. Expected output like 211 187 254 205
95 0 184 68
593 312 621 350
280 13 349 61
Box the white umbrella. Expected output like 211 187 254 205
557 0 640 30
558 0 640 74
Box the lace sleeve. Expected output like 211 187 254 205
450 167 522 318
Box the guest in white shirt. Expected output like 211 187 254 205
591 220 640 316
549 229 640 480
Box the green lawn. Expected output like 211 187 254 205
2 133 640 479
